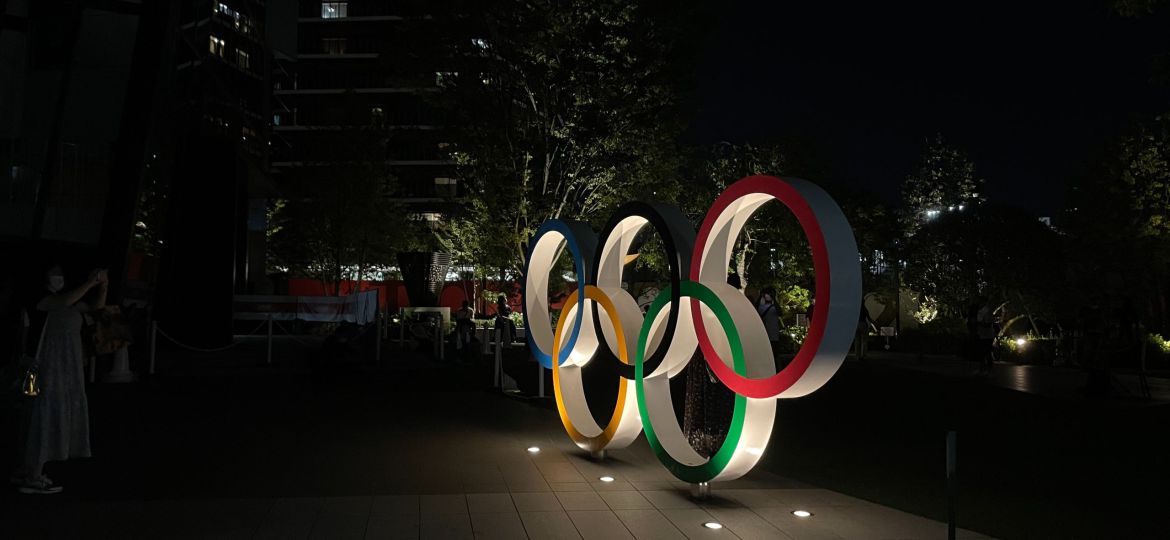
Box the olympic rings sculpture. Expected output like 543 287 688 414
523 176 861 484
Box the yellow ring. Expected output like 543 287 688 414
552 285 631 452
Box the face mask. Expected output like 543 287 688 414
48 276 64 292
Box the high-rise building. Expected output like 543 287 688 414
147 0 279 345
271 1 471 209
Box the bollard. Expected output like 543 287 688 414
482 321 491 355
266 314 274 365
375 311 382 367
439 322 445 361
494 326 502 388
149 320 158 375
947 430 957 540
538 363 545 398
399 308 406 349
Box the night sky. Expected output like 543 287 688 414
689 0 1169 216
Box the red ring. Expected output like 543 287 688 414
689 176 832 399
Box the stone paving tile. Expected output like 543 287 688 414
555 491 609 511
518 510 583 540
613 508 689 540
323 495 374 516
599 490 656 510
419 511 473 539
365 513 421 540
468 492 519 513
658 508 740 539
309 511 368 540
566 509 636 540
372 495 420 516
512 491 565 512
507 478 554 492
642 489 701 510
471 511 530 539
254 497 324 540
590 479 637 491
204 498 276 539
549 481 594 492
419 493 467 515
700 506 791 540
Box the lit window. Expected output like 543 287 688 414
273 113 282 126
209 35 226 57
471 38 489 50
322 38 347 55
370 106 384 125
235 49 250 70
435 71 458 86
321 2 347 18
215 2 235 18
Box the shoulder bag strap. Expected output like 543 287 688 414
31 315 49 369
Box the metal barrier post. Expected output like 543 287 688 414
149 320 157 375
399 308 406 349
266 314 273 365
375 311 382 366
494 326 502 388
538 364 545 398
947 430 957 540
482 321 491 355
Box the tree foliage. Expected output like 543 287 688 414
439 0 700 275
900 134 984 234
266 128 417 293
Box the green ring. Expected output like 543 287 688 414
635 280 747 483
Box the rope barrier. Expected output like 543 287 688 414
271 320 323 347
153 320 269 353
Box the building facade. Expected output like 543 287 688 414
271 0 471 209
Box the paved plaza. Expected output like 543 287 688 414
4 340 1168 539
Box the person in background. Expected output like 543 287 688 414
12 264 106 495
975 295 997 374
454 300 475 352
757 287 782 370
855 304 874 360
493 294 516 347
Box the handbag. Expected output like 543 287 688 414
20 317 48 398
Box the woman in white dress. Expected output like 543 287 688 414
13 265 106 494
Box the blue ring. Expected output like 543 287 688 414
523 220 596 368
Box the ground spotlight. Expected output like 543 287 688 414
792 510 812 518
703 522 723 529
599 476 615 482
527 446 540 453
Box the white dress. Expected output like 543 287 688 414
24 300 92 466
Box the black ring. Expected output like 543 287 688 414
589 201 695 380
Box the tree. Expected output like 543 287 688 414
267 129 416 294
438 0 702 276
900 135 985 234
1066 117 1170 334
901 204 1064 333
